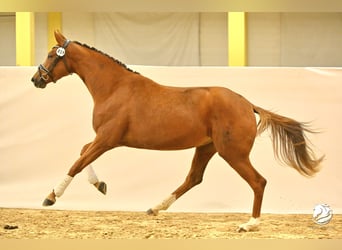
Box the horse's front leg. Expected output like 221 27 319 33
80 143 107 195
86 164 107 195
42 138 112 206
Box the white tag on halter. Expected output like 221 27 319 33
56 47 66 57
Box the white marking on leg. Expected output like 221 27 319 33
54 175 73 197
238 217 260 232
151 194 177 215
86 164 99 184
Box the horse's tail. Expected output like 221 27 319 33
253 105 324 177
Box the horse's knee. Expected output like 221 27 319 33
80 142 92 156
68 165 84 177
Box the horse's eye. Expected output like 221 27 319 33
48 54 53 59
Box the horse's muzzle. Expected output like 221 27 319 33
31 77 47 89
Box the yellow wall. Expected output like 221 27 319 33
15 12 35 66
48 12 62 49
228 12 247 66
15 12 247 66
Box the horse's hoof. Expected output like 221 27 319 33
42 191 56 206
146 208 158 216
94 181 107 195
237 217 260 232
237 227 248 233
42 198 55 206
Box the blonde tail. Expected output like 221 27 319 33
253 106 323 177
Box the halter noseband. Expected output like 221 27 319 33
38 39 72 83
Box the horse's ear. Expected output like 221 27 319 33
54 30 67 46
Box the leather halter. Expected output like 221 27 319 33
38 39 72 83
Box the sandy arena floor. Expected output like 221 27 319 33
0 208 341 239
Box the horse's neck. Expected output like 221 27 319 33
71 50 131 102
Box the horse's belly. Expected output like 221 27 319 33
122 126 212 150
124 138 212 150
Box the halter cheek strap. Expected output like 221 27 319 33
59 40 72 74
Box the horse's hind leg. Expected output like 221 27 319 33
147 143 216 215
217 144 267 232
225 155 266 232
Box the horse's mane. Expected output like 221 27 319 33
73 41 139 74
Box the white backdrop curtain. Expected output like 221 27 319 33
247 13 342 66
1 12 342 66
94 13 200 66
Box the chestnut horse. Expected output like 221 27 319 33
31 31 323 232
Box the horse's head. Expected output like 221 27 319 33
31 30 73 88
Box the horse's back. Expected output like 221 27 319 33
123 83 214 149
